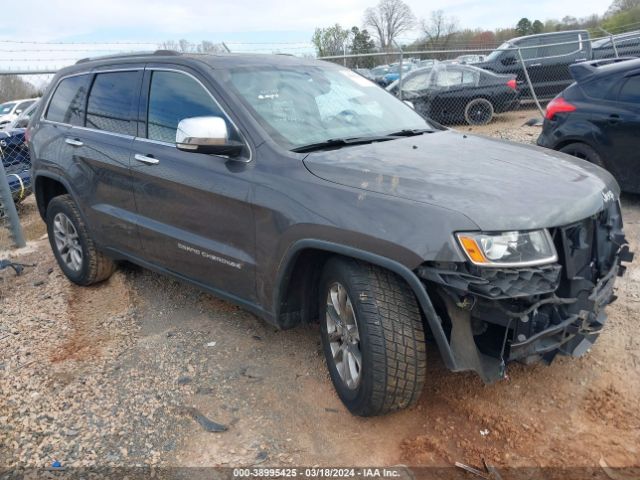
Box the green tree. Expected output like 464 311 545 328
515 18 533 36
312 24 351 58
532 20 544 34
350 27 377 67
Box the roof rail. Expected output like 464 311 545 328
76 49 181 65
569 57 638 82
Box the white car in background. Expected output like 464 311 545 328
0 98 39 127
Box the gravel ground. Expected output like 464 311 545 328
1 115 639 478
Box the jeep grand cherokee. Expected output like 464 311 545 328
28 51 632 416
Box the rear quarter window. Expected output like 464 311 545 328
45 75 90 125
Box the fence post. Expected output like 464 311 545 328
394 41 404 101
516 48 545 118
0 160 26 248
598 28 619 58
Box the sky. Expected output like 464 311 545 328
0 0 611 70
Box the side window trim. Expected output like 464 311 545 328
42 68 144 137
529 35 583 61
138 66 252 162
41 71 91 126
84 69 142 137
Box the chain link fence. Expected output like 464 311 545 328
1 32 639 247
320 32 640 124
0 72 53 248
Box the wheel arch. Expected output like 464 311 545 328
554 139 610 169
273 239 457 370
553 137 599 152
34 173 73 220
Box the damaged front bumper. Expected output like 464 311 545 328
416 201 634 383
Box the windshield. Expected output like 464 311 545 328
0 102 17 115
224 65 433 150
486 42 513 61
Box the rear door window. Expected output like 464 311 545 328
45 75 91 126
539 34 580 57
618 76 640 103
86 71 141 136
146 70 225 143
517 37 541 60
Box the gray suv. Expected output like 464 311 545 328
29 52 632 416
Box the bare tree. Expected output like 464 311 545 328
158 39 227 53
0 76 38 104
363 0 416 50
420 10 458 49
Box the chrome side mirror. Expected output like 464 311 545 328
176 116 243 157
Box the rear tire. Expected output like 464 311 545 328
464 98 494 125
559 143 606 169
319 257 427 416
46 194 115 286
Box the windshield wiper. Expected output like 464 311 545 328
386 128 435 137
291 135 398 153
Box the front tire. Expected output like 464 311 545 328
319 258 427 416
464 98 494 125
46 194 115 286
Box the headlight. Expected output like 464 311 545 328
456 229 557 267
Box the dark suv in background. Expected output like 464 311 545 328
29 52 631 416
592 31 640 59
476 30 591 98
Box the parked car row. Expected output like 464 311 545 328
358 55 485 88
353 29 639 125
0 100 38 208
0 98 39 128
386 63 519 125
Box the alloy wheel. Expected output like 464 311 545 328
468 102 492 124
52 212 83 272
325 282 362 390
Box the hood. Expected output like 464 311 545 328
302 131 619 231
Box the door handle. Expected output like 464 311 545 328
529 63 542 67
65 138 83 147
134 153 159 165
608 114 621 125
